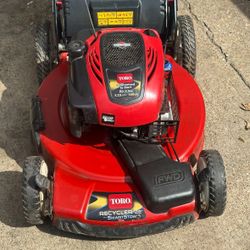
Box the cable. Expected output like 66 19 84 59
168 139 180 162
84 0 97 38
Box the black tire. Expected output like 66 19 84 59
176 15 196 77
35 20 54 85
22 156 45 225
197 150 227 217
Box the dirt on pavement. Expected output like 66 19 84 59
0 0 249 249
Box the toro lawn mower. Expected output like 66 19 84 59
22 0 227 238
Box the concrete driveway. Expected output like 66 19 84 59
0 0 249 249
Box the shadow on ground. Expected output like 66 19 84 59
0 170 101 240
231 0 250 19
0 1 103 240
0 1 50 166
0 0 74 238
0 171 28 227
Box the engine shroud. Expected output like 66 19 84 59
85 28 164 127
100 31 145 104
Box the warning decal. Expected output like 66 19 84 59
97 11 134 26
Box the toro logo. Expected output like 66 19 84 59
108 193 133 210
117 73 134 84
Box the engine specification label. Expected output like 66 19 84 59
86 192 145 221
97 11 134 26
106 69 143 103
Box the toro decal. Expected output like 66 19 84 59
108 193 133 210
86 192 145 221
117 73 134 84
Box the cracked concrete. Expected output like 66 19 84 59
183 0 250 89
0 0 249 249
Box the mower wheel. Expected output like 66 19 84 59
22 156 48 225
35 20 54 85
197 150 227 218
176 15 196 77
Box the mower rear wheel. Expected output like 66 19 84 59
176 15 196 77
197 150 227 217
35 20 55 85
22 156 48 225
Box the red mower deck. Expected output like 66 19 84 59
35 56 205 237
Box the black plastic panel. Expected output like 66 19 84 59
101 31 144 69
68 54 98 124
55 214 194 238
115 139 195 213
31 96 45 132
91 0 140 28
62 0 166 40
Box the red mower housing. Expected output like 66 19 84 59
22 6 226 235
22 0 227 239
31 29 206 237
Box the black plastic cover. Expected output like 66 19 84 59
115 139 195 213
68 51 98 124
63 0 166 40
31 96 45 132
55 214 194 238
63 0 94 41
91 0 140 28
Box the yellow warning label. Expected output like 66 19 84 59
98 19 108 26
116 12 133 18
123 19 133 25
97 12 117 19
97 11 134 26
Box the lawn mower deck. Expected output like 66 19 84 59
22 0 226 239
33 55 204 237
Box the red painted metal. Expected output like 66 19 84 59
37 28 205 227
59 52 68 63
56 1 63 10
52 163 198 225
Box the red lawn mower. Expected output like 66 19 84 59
22 0 227 238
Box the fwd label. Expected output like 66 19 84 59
154 171 184 186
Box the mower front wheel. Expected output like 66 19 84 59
197 150 227 218
22 156 50 225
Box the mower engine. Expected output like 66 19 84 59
68 28 179 143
